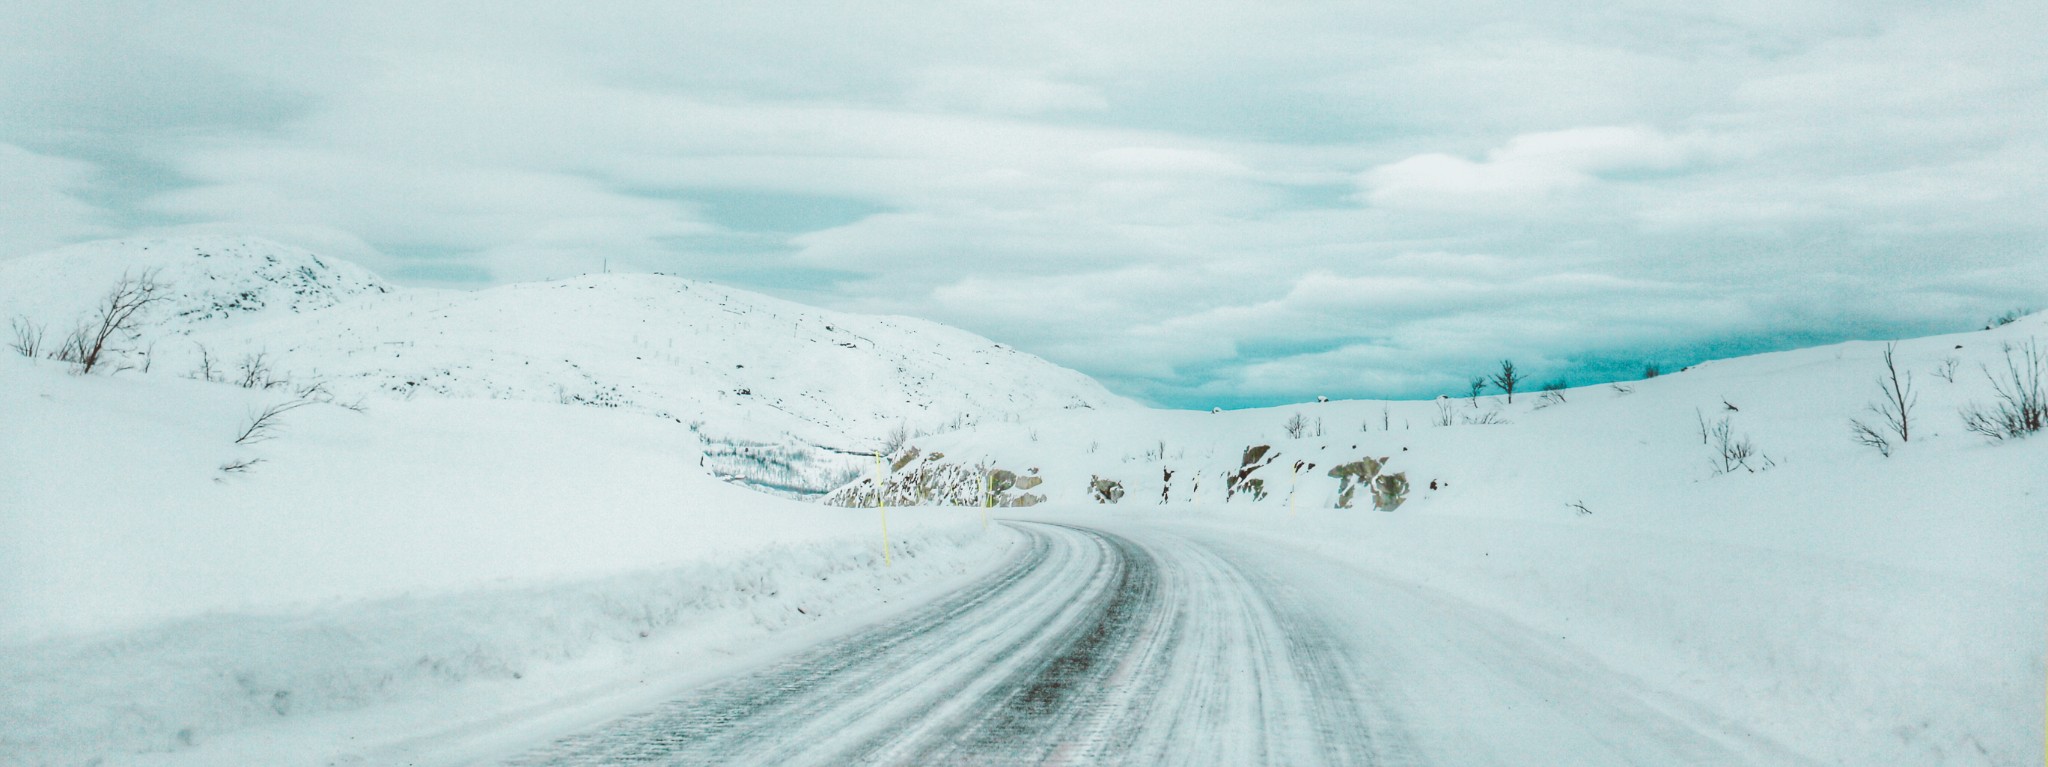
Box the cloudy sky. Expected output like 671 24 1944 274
5 1 2044 407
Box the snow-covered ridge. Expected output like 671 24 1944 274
0 236 1135 495
0 236 391 333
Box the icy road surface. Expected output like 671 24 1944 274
499 521 1809 766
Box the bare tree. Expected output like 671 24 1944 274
1282 412 1308 439
1467 376 1486 408
1490 359 1522 404
1960 339 2046 441
1643 363 1661 379
1850 342 1915 456
8 317 45 358
55 271 164 374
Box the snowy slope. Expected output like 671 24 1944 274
851 314 2048 767
0 237 1133 495
0 236 392 336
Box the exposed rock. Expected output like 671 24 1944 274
1088 476 1126 504
1326 457 1386 509
1373 472 1410 511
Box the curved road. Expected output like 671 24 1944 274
500 521 1809 766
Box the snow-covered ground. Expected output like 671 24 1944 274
0 351 1005 765
0 236 1132 496
873 314 2048 766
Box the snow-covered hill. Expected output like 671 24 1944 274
839 313 2048 767
0 237 1134 495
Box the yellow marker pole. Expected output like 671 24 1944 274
876 456 892 567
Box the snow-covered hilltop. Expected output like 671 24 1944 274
0 236 1134 495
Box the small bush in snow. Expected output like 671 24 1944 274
1932 356 1960 383
1704 414 1772 475
1466 376 1486 408
1985 308 2029 329
1643 363 1661 379
8 316 46 358
235 352 285 390
1283 412 1308 439
1850 342 1916 457
1960 339 2046 441
53 271 164 374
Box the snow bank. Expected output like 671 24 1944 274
0 353 1006 765
902 315 2048 766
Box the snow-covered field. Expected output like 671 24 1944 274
882 315 2048 766
0 349 1005 765
3 239 2043 766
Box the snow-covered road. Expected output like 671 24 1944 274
496 520 1812 766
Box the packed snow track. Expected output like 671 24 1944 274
500 520 1809 766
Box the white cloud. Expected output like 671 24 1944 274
1359 126 1699 211
0 144 112 259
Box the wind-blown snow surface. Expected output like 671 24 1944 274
0 352 1005 765
882 316 2048 766
0 236 1132 495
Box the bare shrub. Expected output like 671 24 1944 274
1986 309 2029 329
1491 359 1522 404
1460 410 1506 425
1643 363 1661 379
233 399 315 445
1705 415 1772 474
55 271 164 374
878 422 910 454
1467 376 1486 408
9 317 47 358
236 352 285 390
1283 412 1308 439
1434 400 1455 426
1960 339 2046 440
1534 378 1568 408
1850 342 1916 456
1932 356 1960 383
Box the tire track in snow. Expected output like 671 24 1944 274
498 521 1390 766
